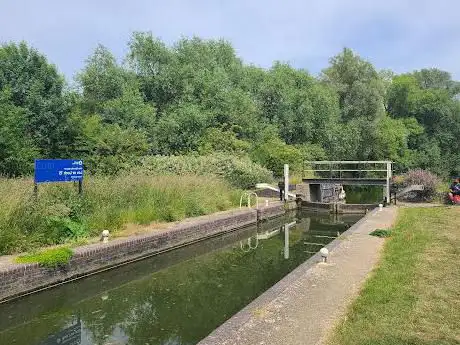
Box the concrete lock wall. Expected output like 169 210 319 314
300 201 378 214
0 202 297 302
296 183 342 203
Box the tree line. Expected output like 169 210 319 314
1 33 459 178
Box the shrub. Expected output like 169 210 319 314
139 153 273 189
393 169 441 201
251 138 303 177
16 247 73 268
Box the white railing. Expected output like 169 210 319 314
239 191 259 209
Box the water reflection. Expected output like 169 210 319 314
40 317 81 345
0 212 360 345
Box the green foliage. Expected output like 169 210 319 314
0 175 241 255
153 104 211 154
197 127 251 155
139 154 273 189
330 207 459 345
16 247 73 268
72 114 150 174
251 136 304 177
1 38 460 190
0 89 38 176
322 48 385 121
369 228 392 238
0 42 69 157
387 73 460 176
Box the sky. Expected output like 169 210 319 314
1 0 460 81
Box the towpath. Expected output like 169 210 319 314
199 207 398 345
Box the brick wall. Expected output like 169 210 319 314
0 202 298 302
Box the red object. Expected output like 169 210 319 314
449 194 460 204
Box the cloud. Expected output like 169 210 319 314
1 0 460 79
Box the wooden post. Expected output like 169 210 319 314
78 180 83 195
33 183 38 200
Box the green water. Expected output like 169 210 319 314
344 186 384 204
0 211 361 345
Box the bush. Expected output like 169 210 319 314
251 138 304 177
139 153 273 189
16 247 73 268
393 169 441 201
0 174 242 255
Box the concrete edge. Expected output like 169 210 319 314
197 206 382 345
0 201 297 303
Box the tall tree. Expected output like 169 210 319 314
322 48 385 121
0 42 69 157
0 89 38 176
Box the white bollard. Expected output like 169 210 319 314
101 230 110 243
265 200 269 207
320 247 329 263
379 204 383 211
284 164 289 201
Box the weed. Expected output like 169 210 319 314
16 247 73 268
369 228 392 238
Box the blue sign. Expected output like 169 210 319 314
34 159 84 183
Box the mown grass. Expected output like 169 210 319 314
0 174 242 255
328 207 460 345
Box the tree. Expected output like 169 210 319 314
251 133 304 177
322 48 385 121
71 115 150 173
153 104 211 155
0 42 69 157
77 45 127 111
0 90 38 176
413 68 460 96
197 128 250 156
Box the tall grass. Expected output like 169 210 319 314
139 153 273 189
0 174 241 255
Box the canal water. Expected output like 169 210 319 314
0 211 361 345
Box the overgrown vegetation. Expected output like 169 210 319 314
392 168 442 201
328 207 460 345
139 154 273 189
16 247 73 268
1 36 459 255
0 175 241 255
1 39 459 179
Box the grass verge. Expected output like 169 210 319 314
328 207 460 345
16 247 73 268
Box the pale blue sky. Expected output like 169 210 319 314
1 0 460 80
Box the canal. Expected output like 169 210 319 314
0 211 361 345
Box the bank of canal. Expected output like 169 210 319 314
0 211 361 345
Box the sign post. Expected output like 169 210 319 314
34 159 84 196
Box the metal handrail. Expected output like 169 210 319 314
240 236 259 252
239 191 259 209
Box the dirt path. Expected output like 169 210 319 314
198 207 398 345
